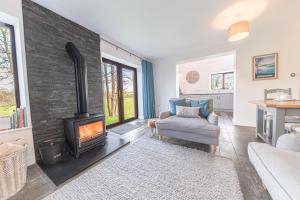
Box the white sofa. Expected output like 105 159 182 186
248 134 300 200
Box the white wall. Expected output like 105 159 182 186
154 2 300 127
0 0 35 165
100 40 144 119
177 53 235 95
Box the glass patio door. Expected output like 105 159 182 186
102 58 138 127
103 61 120 126
121 67 137 121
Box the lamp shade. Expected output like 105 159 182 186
228 21 249 42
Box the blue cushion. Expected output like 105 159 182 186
190 100 209 118
169 98 185 115
185 99 191 107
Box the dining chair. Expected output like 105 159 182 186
264 88 291 100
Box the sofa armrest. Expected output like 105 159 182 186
276 133 300 152
159 111 171 119
207 112 218 125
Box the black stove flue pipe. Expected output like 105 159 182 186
65 42 89 118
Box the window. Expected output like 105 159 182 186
0 22 19 118
211 72 234 90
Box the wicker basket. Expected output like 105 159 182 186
0 139 27 200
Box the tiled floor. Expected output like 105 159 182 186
10 113 271 200
217 113 271 200
9 164 56 200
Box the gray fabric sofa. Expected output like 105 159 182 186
248 134 300 200
156 99 220 153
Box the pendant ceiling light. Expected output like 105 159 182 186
228 20 249 42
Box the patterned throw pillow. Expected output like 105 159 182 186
176 106 200 118
190 99 209 118
169 98 186 115
207 112 218 125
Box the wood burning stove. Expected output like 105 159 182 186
64 114 105 158
64 42 106 158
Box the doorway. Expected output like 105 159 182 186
102 58 138 127
176 52 236 121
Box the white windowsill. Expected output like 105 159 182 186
0 126 32 135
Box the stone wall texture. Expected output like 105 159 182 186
23 0 103 159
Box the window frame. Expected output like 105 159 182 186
210 71 234 90
0 21 20 108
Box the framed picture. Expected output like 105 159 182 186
252 53 278 80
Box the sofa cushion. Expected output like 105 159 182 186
169 98 185 115
190 99 209 118
176 106 200 118
248 142 300 200
156 116 219 137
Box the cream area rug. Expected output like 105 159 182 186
44 137 243 200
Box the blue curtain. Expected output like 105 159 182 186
142 60 156 119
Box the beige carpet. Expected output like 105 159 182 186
44 137 243 200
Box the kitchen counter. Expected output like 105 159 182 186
181 93 233 112
182 92 233 95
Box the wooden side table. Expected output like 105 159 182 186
148 119 157 134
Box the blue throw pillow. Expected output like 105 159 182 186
190 100 209 118
185 99 192 107
169 98 185 115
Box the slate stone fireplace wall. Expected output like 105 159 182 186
22 0 103 159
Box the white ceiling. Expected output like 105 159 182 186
31 0 272 59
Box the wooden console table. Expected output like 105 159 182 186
250 100 300 146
